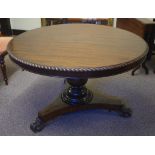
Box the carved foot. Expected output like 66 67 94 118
119 107 132 117
30 117 45 133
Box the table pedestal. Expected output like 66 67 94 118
30 78 132 133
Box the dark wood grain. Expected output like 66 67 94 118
117 18 155 59
117 18 155 38
117 18 155 75
8 24 148 78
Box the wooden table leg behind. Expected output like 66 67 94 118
30 78 132 133
131 59 149 76
0 55 8 85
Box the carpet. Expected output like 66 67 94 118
0 56 155 136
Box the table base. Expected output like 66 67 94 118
30 78 132 133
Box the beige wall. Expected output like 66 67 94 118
10 18 41 30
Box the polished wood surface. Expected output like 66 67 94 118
117 18 155 75
38 89 128 122
117 18 155 39
8 24 148 68
8 24 148 78
117 18 155 60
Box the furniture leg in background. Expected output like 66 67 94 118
0 52 8 85
0 37 13 85
132 58 149 75
0 19 12 84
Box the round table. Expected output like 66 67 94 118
7 24 148 132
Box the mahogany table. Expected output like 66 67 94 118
7 24 148 132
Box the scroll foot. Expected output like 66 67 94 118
30 117 45 133
120 107 132 118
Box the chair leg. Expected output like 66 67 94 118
142 61 149 74
0 57 8 85
131 59 149 76
131 65 141 76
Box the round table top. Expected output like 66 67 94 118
8 24 148 78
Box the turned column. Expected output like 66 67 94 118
61 78 93 105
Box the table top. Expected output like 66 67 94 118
8 24 148 78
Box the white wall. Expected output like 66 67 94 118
113 18 117 28
10 18 41 30
148 18 153 21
